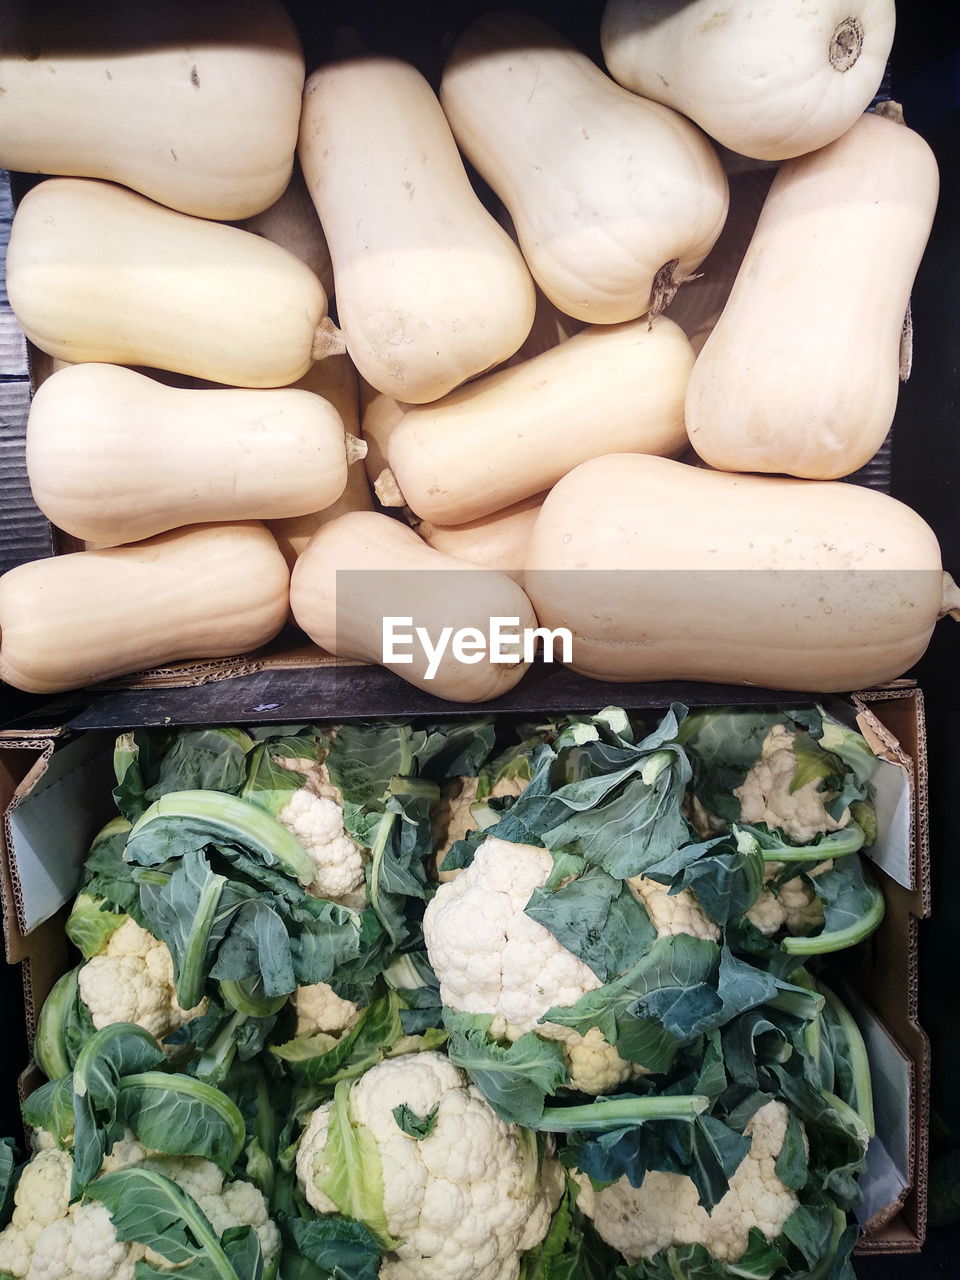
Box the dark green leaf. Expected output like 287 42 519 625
116 1072 245 1173
392 1103 438 1139
774 1107 808 1191
544 935 720 1054
138 850 243 1010
443 1012 567 1127
643 833 764 926
284 1214 381 1280
210 898 296 998
220 1227 264 1280
71 1023 167 1191
21 1075 75 1145
416 719 497 782
524 865 657 983
145 729 253 805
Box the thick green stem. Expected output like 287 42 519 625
763 823 866 863
536 1094 708 1133
781 883 885 956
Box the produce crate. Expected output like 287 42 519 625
0 685 932 1257
0 0 904 700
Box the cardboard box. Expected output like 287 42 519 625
0 686 931 1254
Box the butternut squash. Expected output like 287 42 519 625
524 454 956 692
378 317 693 525
0 522 289 694
685 112 939 479
298 56 536 403
26 363 358 546
290 512 537 702
440 11 729 324
601 0 896 162
6 178 335 387
417 494 545 585
360 388 408 487
0 0 304 219
266 354 374 568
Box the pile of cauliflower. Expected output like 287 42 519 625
0 1133 279 1280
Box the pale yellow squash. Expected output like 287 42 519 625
6 179 333 387
378 317 693 524
26 363 356 545
0 523 289 694
417 494 545 585
685 112 939 479
601 0 896 162
267 354 374 568
0 0 304 219
290 512 538 702
360 387 409 487
524 454 956 692
298 56 536 402
440 12 729 323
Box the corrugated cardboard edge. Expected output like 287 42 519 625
0 690 930 1254
0 735 60 964
849 687 930 1253
0 732 69 1134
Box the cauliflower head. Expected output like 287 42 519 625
734 725 850 844
76 918 206 1040
574 1100 801 1264
296 1050 563 1280
424 839 722 1094
0 1141 279 1280
423 837 641 1094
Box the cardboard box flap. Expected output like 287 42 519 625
848 991 914 1233
5 732 116 941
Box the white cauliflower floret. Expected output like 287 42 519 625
627 875 720 941
0 1148 73 1276
575 1101 801 1264
98 1132 146 1174
539 1023 642 1094
734 725 850 844
424 837 601 1037
296 1051 563 1280
277 789 366 900
433 775 529 883
746 860 833 938
27 1203 136 1280
77 918 206 1040
293 982 361 1038
0 1143 280 1280
424 837 640 1093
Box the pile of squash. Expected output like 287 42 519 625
0 0 955 701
